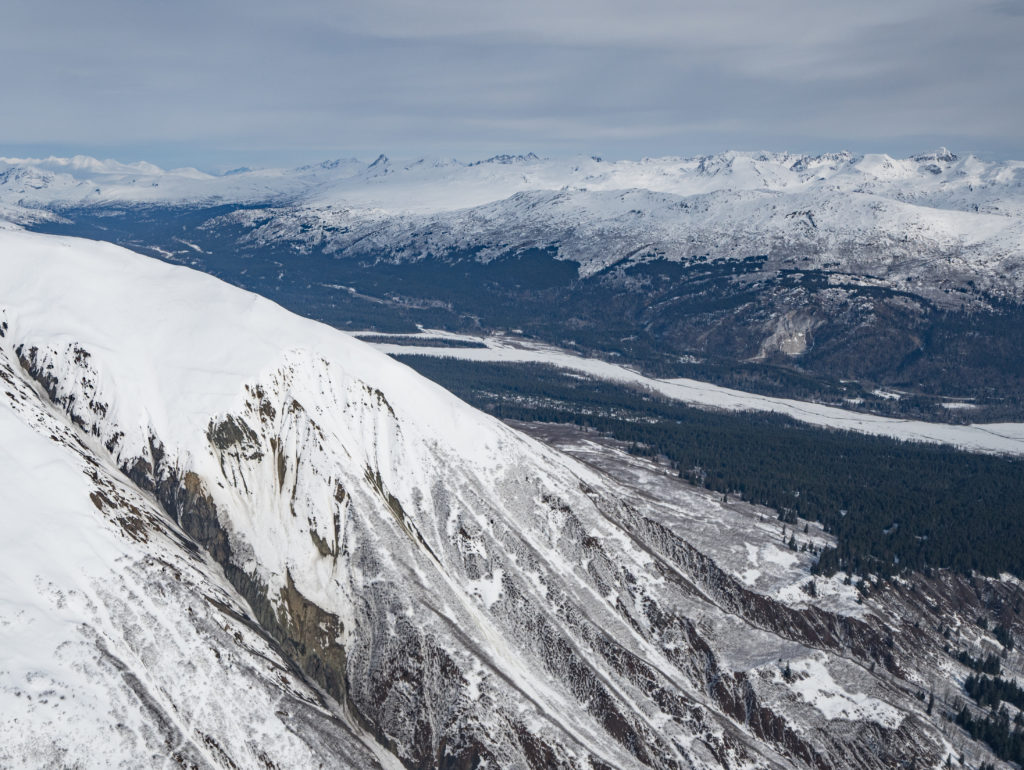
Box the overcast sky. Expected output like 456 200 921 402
3 0 1023 169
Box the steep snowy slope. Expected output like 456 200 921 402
1 228 1020 768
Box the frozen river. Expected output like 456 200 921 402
359 330 1024 456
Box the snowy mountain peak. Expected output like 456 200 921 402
469 152 541 166
1 147 1021 214
913 147 958 163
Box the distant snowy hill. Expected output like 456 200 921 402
4 147 1024 214
4 227 1020 768
5 148 1024 300
5 148 1024 298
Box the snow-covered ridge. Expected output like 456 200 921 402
0 227 504 468
2 148 1023 216
5 148 1024 301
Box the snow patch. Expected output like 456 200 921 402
784 656 903 729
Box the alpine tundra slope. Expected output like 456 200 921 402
1 227 1022 768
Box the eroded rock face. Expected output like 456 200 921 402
0 336 386 770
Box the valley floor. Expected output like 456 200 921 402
357 330 1024 456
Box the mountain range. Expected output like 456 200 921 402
3 225 1023 768
6 149 1024 419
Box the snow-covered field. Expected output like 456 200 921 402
359 330 1024 455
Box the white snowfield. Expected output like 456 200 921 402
0 229 986 768
367 332 1024 456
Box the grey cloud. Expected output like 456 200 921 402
1 0 1020 167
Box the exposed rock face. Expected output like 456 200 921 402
2 230 1022 769
756 312 819 358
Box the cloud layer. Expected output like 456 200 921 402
4 0 1022 167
